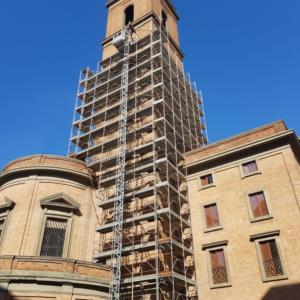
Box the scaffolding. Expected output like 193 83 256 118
109 26 131 300
68 19 207 300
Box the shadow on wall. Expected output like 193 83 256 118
0 286 10 300
262 283 300 300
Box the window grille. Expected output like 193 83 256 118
263 257 284 277
210 249 229 285
40 218 67 257
212 265 229 284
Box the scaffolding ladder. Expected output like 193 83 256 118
107 27 131 300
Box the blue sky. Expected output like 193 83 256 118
0 0 299 168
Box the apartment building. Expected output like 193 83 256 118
186 121 300 300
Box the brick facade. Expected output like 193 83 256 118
0 155 109 300
186 121 300 300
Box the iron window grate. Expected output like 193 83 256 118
40 218 67 257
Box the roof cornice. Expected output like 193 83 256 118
0 166 94 188
186 130 300 172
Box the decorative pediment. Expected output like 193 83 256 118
40 193 80 212
0 197 15 213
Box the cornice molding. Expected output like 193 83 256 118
0 166 94 188
186 130 299 173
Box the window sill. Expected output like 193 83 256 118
262 275 288 283
204 226 223 233
250 215 273 223
210 283 232 289
199 184 216 191
241 171 262 179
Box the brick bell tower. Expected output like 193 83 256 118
68 0 207 299
103 0 179 57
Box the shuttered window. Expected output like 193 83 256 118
242 161 258 175
249 192 269 218
40 218 67 257
204 204 220 228
209 249 229 285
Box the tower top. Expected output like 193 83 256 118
106 0 178 19
102 0 180 59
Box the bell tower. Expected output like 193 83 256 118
102 0 181 60
68 0 208 299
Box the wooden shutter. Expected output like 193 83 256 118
249 192 269 217
205 204 220 228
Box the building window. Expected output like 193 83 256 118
248 191 271 221
124 5 134 26
209 248 229 285
40 218 68 257
251 232 287 282
0 198 15 249
204 203 221 231
38 193 80 258
259 239 284 278
0 219 5 244
203 241 230 288
242 160 259 176
162 10 168 28
200 174 214 187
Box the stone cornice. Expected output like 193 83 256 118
186 129 300 174
0 256 110 289
0 166 94 188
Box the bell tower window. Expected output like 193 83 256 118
124 5 134 26
162 10 168 28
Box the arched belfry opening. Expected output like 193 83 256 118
162 10 168 28
124 5 134 26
